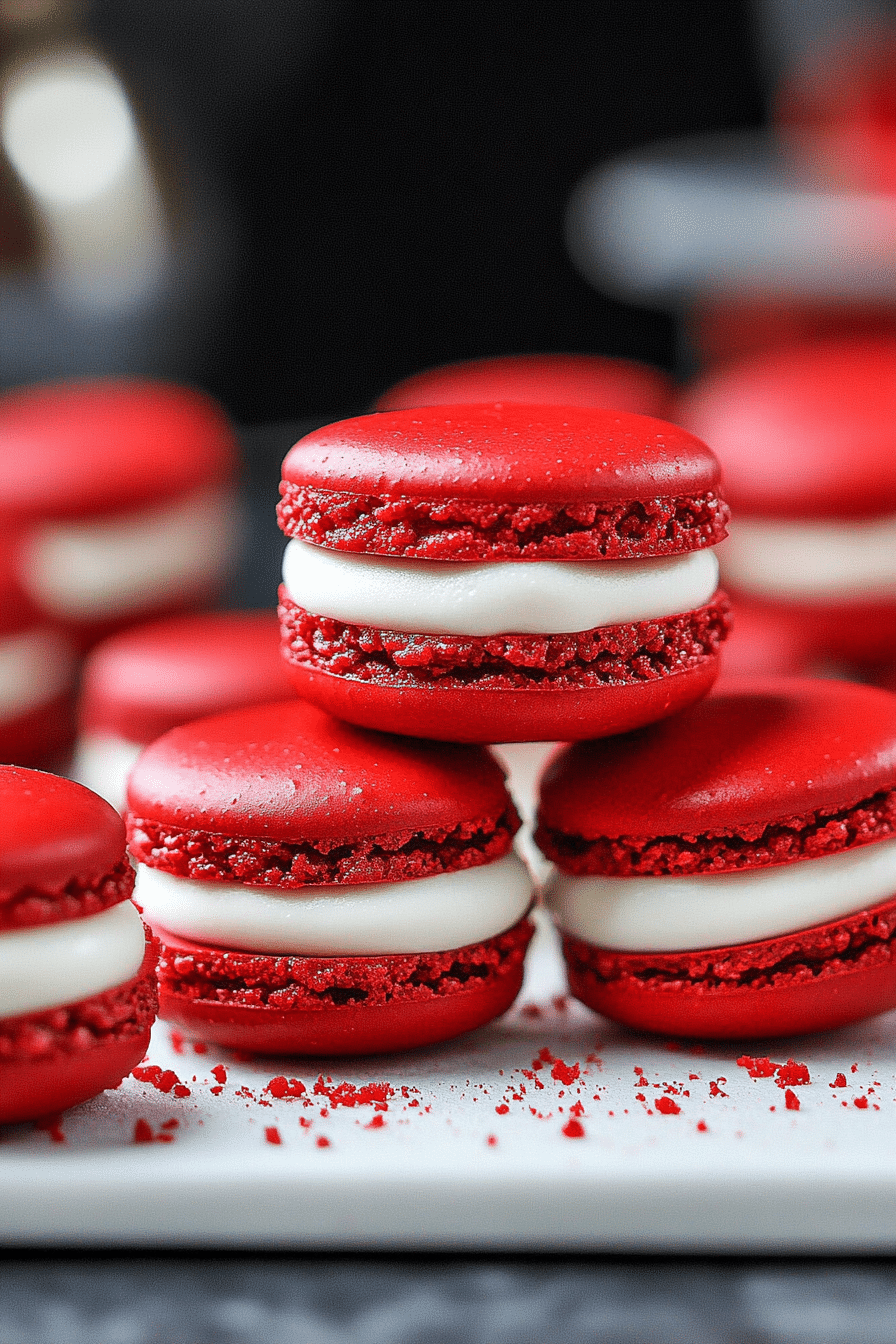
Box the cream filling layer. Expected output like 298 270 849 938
546 837 896 952
21 485 238 619
72 733 144 813
135 850 534 955
282 539 720 637
0 626 75 720
0 899 147 1019
722 513 896 602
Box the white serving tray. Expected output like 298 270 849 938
4 910 896 1252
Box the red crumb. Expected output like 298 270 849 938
132 1065 191 1097
709 1081 728 1098
192 1042 208 1054
851 1064 859 1073
830 1074 847 1087
173 1085 190 1098
210 1086 223 1096
562 1119 586 1138
520 1003 542 1018
487 1134 498 1147
264 1127 282 1145
855 1096 870 1109
737 1055 776 1078
689 1073 700 1081
316 1136 331 1148
696 1120 708 1133
312 1078 393 1109
655 1096 681 1115
784 1090 800 1111
35 1115 65 1144
299 1117 312 1129
552 995 569 1013
265 1075 307 1099
569 1101 585 1117
776 1060 810 1088
550 1059 580 1085
364 1114 386 1130
495 1104 510 1115
211 1065 227 1085
133 1119 153 1144
161 1118 179 1130
169 1030 185 1055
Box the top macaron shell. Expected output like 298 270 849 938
676 337 896 519
0 379 238 521
0 766 126 895
375 353 673 416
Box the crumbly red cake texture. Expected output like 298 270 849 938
0 857 134 932
538 787 896 876
155 918 533 1010
277 484 729 561
278 590 731 691
0 946 157 1064
128 809 518 886
563 890 896 994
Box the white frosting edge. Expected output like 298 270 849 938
20 484 239 619
135 850 534 955
0 626 76 720
0 900 147 1018
721 513 896 601
281 539 720 636
546 836 896 952
71 733 145 813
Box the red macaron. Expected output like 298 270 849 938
127 699 535 1055
0 768 156 1123
0 379 240 647
677 337 896 668
537 678 896 1039
375 353 673 417
278 404 731 742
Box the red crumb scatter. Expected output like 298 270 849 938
562 1118 586 1138
265 1126 282 1145
265 1075 307 1099
586 1053 602 1066
364 1113 386 1130
831 1074 847 1088
319 1108 329 1118
495 1104 510 1115
235 1087 255 1101
776 1060 810 1088
161 1118 179 1130
211 1065 227 1085
770 1106 776 1112
520 1003 542 1018
708 1080 728 1098
173 1085 190 1098
487 1134 498 1146
169 1030 185 1055
696 1120 708 1133
854 1096 870 1109
299 1117 313 1128
210 1086 223 1096
569 1101 585 1117
655 1096 681 1115
784 1090 800 1111
635 1093 646 1103
132 1065 190 1097
851 1064 859 1073
537 1047 553 1062
312 1077 394 1109
737 1055 776 1078
551 1059 580 1085
35 1115 65 1144
156 1133 174 1143
192 1041 208 1054
316 1135 331 1148
133 1119 153 1144
662 1084 680 1095
689 1073 700 1081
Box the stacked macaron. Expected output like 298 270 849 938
0 379 240 649
0 768 156 1122
127 700 534 1054
537 679 896 1038
277 404 731 743
74 611 293 811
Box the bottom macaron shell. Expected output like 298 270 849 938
0 942 158 1124
153 918 534 1055
0 689 75 768
562 892 896 1040
282 660 721 743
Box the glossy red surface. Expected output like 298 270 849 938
677 338 896 518
281 404 720 504
538 678 896 838
722 589 896 667
0 690 76 771
718 599 815 678
375 353 673 416
0 1028 152 1123
0 766 126 896
283 655 720 743
126 698 512 844
0 379 238 521
79 612 294 744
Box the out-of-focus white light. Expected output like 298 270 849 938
2 54 136 206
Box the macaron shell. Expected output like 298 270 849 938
0 380 238 522
0 690 76 771
538 678 896 839
281 405 721 505
0 1028 152 1124
0 767 126 895
722 589 896 667
375 354 673 416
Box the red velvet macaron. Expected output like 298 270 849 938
678 337 896 667
0 768 156 1124
537 678 896 1039
0 379 240 647
74 611 294 811
127 699 535 1055
375 353 673 417
278 404 731 742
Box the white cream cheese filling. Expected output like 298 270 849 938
20 485 238 619
72 733 144 813
0 899 147 1019
722 513 896 602
135 849 534 956
546 836 896 953
282 538 720 636
0 626 75 721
